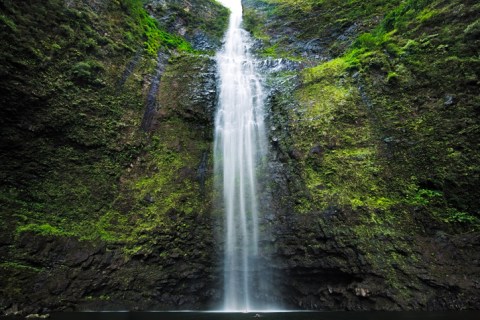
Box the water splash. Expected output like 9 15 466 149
214 0 268 311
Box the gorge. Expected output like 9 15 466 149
1 0 480 315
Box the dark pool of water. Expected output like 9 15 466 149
21 311 480 320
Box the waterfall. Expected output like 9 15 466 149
214 0 269 311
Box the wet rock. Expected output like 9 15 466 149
158 54 217 124
196 151 209 195
257 58 300 73
118 50 142 87
144 194 155 204
444 94 456 106
355 287 371 298
141 52 169 131
189 30 216 51
310 145 323 156
4 304 19 316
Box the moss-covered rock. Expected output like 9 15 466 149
0 0 227 314
246 0 480 310
145 0 229 51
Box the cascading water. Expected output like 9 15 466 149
214 0 269 311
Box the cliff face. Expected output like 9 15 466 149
243 0 480 310
1 0 479 315
0 0 227 314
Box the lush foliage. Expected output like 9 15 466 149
247 0 480 304
248 0 480 231
0 0 225 249
120 0 193 55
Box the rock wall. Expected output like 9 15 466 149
1 0 479 315
0 0 227 315
244 0 480 310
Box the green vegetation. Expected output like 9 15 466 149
243 7 270 41
16 223 73 237
0 3 225 310
146 0 229 52
249 0 480 304
0 262 42 273
250 0 480 231
0 0 225 252
293 55 392 213
121 0 194 55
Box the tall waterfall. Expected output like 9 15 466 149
214 0 269 311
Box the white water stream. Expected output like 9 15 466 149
214 0 268 311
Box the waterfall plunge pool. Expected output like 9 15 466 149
7 311 480 320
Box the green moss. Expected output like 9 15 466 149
416 8 441 22
261 43 280 57
71 60 105 84
243 6 271 41
267 0 316 12
290 54 403 214
138 0 228 54
247 0 480 308
0 261 42 272
464 19 480 38
0 13 17 31
105 116 211 248
441 209 480 225
386 71 398 82
0 0 220 250
16 223 73 237
142 14 193 55
382 0 430 32
302 57 349 83
406 188 442 206
288 1 475 228
118 0 194 56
